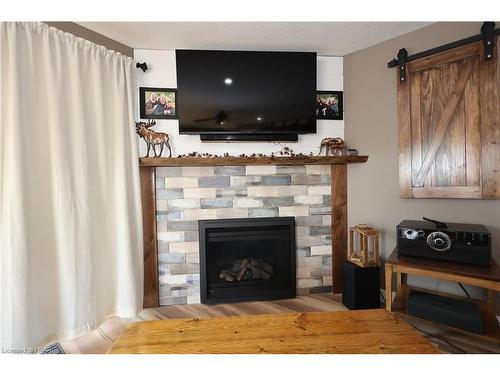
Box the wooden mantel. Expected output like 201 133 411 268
140 155 368 307
140 155 368 167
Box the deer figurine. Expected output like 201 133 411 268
135 119 172 158
317 137 345 156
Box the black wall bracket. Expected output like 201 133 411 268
388 22 500 82
136 62 148 72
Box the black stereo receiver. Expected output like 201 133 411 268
397 217 491 266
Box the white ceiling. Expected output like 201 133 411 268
78 22 432 56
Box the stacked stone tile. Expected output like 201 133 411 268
156 164 332 305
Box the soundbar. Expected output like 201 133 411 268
200 133 299 142
407 289 483 334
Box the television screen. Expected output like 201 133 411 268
176 50 317 134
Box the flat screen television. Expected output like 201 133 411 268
176 50 317 141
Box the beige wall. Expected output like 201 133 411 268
44 22 133 57
344 22 500 308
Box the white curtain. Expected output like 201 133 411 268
0 22 143 351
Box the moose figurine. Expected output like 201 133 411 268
135 119 172 158
317 137 345 156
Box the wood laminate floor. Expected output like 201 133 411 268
58 293 500 354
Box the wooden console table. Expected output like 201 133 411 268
140 155 368 307
109 310 439 354
385 248 500 340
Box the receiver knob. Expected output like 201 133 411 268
427 232 451 252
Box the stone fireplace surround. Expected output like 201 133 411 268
140 155 367 308
155 164 333 305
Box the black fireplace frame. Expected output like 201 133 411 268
199 217 296 304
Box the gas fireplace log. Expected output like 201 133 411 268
219 257 274 282
248 260 272 280
219 270 237 282
237 259 250 281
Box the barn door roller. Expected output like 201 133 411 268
481 22 495 60
396 48 408 82
388 22 500 82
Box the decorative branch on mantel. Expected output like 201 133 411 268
175 150 314 158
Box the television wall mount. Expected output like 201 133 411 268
388 22 500 82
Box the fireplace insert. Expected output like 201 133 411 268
199 217 296 304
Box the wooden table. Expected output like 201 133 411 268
385 248 500 341
108 309 439 354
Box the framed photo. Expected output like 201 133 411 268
316 91 343 120
139 87 178 119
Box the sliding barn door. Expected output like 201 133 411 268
398 42 500 199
